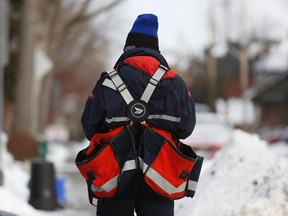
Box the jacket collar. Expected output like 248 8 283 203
114 47 170 69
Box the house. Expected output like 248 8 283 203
253 73 288 127
253 39 288 128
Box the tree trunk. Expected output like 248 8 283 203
14 0 37 133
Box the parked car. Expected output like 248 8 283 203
195 103 211 113
182 112 233 159
257 125 288 144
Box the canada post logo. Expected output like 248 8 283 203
131 103 146 119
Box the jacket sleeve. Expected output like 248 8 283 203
81 77 106 141
175 77 196 139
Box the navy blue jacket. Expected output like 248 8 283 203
81 48 196 140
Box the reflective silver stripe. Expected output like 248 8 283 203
148 114 181 122
106 69 134 104
154 65 169 79
145 166 187 194
138 157 144 170
102 79 117 90
107 70 122 88
187 180 198 192
105 117 130 123
105 115 180 123
138 157 149 172
91 184 104 192
141 65 168 103
104 67 180 124
122 160 136 172
91 175 119 193
90 160 137 194
120 88 134 105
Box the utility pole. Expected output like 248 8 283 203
0 0 9 186
239 0 249 130
240 46 249 130
207 5 217 112
14 0 38 134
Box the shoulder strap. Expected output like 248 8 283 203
102 64 168 123
103 64 168 104
105 69 134 105
140 65 168 103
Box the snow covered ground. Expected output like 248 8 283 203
0 129 288 216
176 130 288 216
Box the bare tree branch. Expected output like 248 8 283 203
47 0 62 54
59 0 126 44
78 0 92 14
85 0 125 19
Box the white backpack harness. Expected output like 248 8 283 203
102 64 180 124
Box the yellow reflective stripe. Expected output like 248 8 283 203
122 159 136 172
187 180 198 192
91 175 119 193
145 165 187 194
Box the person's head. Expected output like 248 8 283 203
124 13 159 52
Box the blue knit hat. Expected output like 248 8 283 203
124 14 159 52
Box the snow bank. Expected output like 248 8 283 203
0 164 92 216
1 130 287 216
0 187 36 215
0 132 92 216
0 132 33 215
233 157 288 216
175 130 288 216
